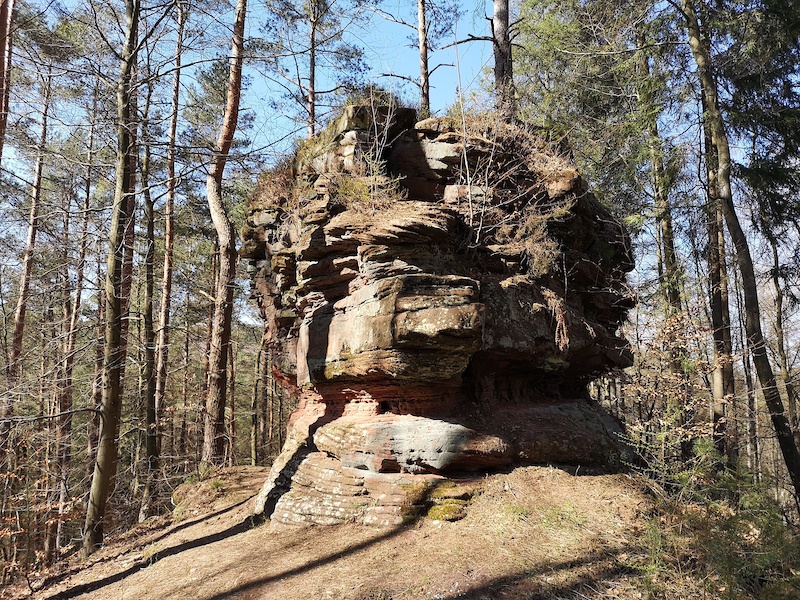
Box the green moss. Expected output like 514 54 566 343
429 480 476 501
429 481 460 499
427 499 469 522
400 481 435 506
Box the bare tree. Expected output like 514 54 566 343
8 67 52 381
492 0 514 118
83 0 140 556
201 0 247 465
0 0 14 164
154 0 186 467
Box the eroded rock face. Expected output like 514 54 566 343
244 105 635 526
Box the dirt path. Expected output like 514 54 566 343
9 466 666 600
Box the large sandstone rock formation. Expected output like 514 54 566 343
242 105 635 527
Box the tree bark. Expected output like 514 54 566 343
307 0 318 138
250 345 260 466
417 0 430 118
86 261 105 485
9 68 52 381
139 83 157 523
492 0 514 119
227 341 235 466
768 235 798 444
83 0 139 556
683 0 800 498
201 0 246 466
0 0 14 166
154 0 186 460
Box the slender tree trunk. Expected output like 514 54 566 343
735 267 761 481
252 340 269 465
637 42 681 315
653 141 681 314
154 0 186 460
717 204 737 463
9 69 52 381
201 0 247 466
0 0 14 165
179 301 189 460
227 341 235 466
53 90 96 556
307 0 317 139
768 235 799 444
683 0 800 499
250 345 260 466
83 0 139 556
139 84 157 522
87 262 105 484
417 0 430 118
492 0 514 119
259 348 270 459
201 239 218 393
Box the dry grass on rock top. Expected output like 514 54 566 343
9 464 793 600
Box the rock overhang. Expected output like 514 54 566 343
244 104 635 526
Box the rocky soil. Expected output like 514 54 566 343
6 465 689 600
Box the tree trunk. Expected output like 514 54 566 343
9 68 52 381
637 41 681 315
307 0 317 138
139 84 157 523
0 0 14 165
227 341 235 466
154 0 186 460
250 344 261 466
683 0 800 499
417 0 430 118
53 85 97 556
201 0 247 466
202 239 218 393
735 267 761 481
492 0 514 119
83 0 139 556
768 235 798 445
86 261 105 485
179 296 190 460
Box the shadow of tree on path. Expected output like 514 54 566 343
443 549 636 599
32 493 257 596
43 515 259 600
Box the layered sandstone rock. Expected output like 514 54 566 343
243 105 635 526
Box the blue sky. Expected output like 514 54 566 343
359 3 493 113
242 1 493 157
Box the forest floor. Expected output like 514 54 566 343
1 464 777 599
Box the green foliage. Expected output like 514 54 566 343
639 449 800 599
183 58 254 150
717 0 800 250
514 0 686 221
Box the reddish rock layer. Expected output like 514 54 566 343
244 106 634 525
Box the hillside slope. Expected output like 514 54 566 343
5 465 792 600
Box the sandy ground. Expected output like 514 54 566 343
6 465 665 600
